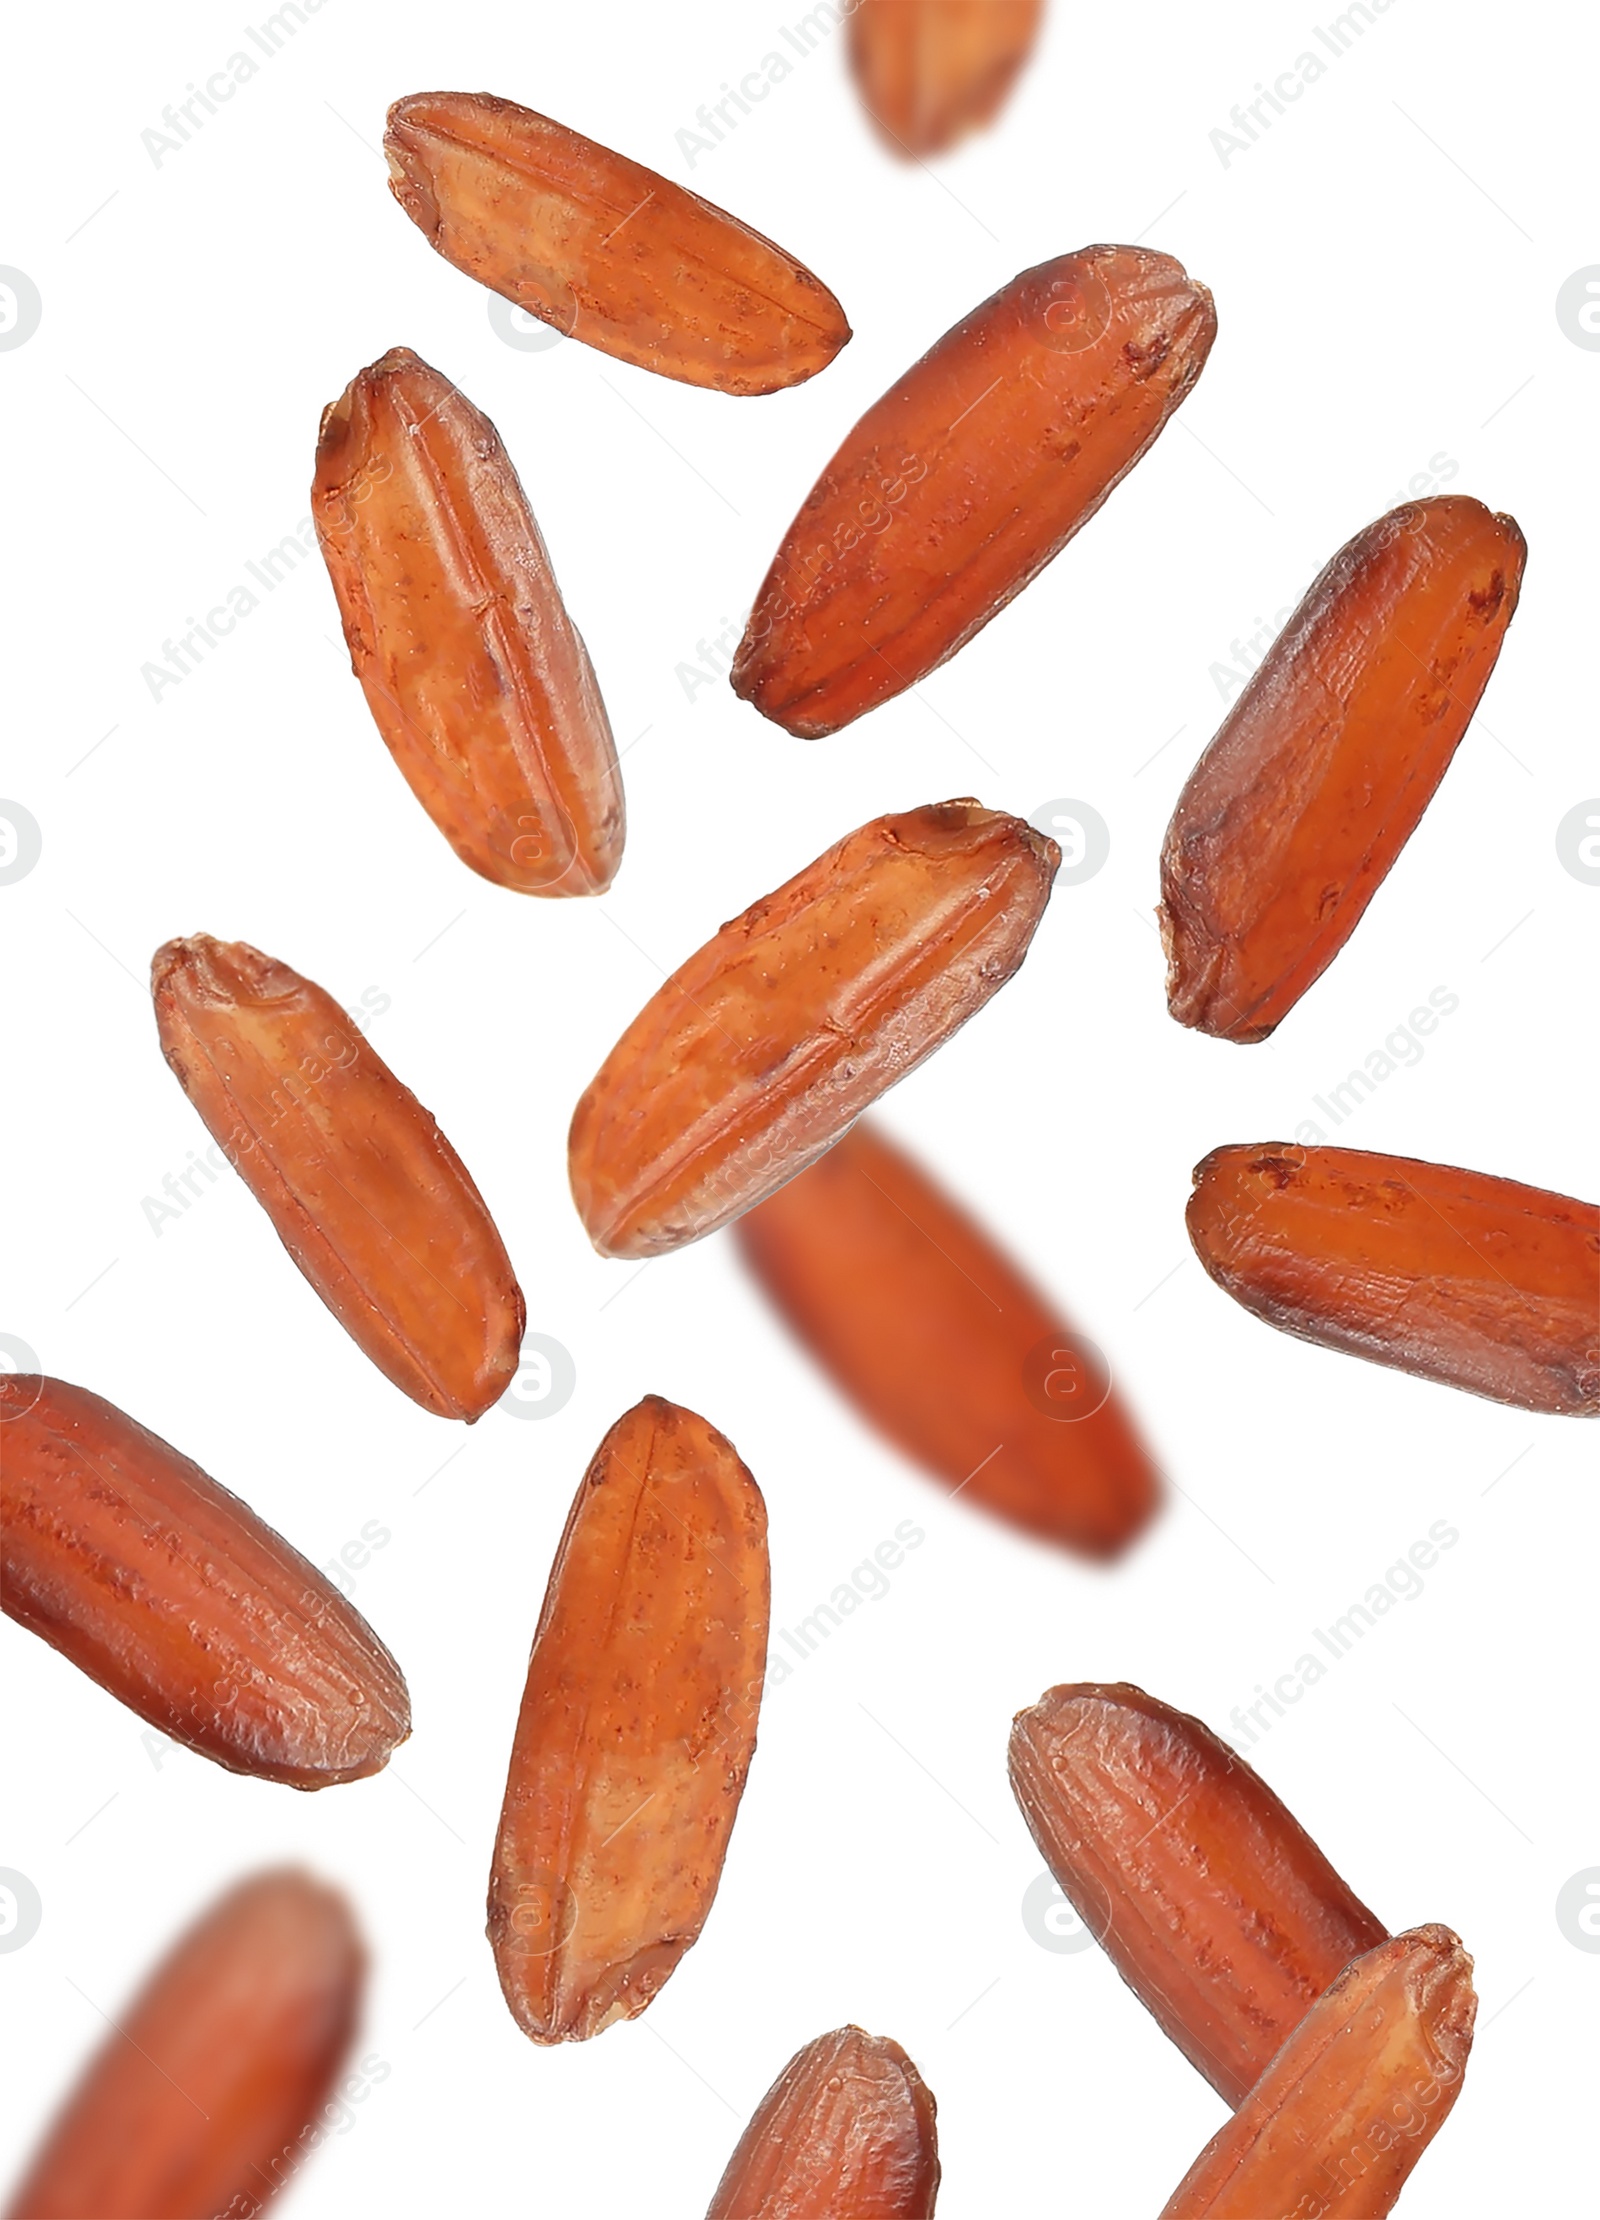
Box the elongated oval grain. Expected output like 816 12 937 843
0 1373 410 1787
153 935 524 1419
849 0 1044 156
313 347 623 895
384 93 850 394
732 247 1215 735
1161 497 1526 1040
735 1120 1158 1557
1159 1927 1475 2220
1188 1143 1600 1414
568 801 1058 1258
1008 1684 1385 2105
707 2027 940 2220
7 1870 364 2220
488 1396 769 2042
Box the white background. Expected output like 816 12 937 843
1 0 1595 2212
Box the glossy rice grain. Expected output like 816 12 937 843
732 247 1215 735
313 347 623 895
1161 498 1526 1040
568 802 1058 1258
735 1120 1158 1556
848 0 1044 156
1158 1927 1475 2219
488 1397 769 2042
153 935 524 1419
7 1870 364 2220
1008 1684 1385 2105
707 2027 940 2219
0 1374 409 1787
1188 1144 1600 1414
384 93 850 393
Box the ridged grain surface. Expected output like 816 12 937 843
732 247 1215 734
385 93 850 392
488 1396 769 2042
1188 1144 1600 1414
153 934 524 1418
1008 1684 1385 2105
313 347 623 896
1158 1927 1475 2219
0 1374 409 1788
568 802 1058 1258
707 2027 940 2219
1161 498 1526 1040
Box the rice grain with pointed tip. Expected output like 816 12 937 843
153 934 524 1418
313 347 623 896
1157 1926 1475 2219
568 802 1058 1258
732 246 1215 735
488 1396 769 2042
1008 1683 1386 2104
384 92 850 393
1187 1143 1600 1413
1 1373 410 1788
707 2026 940 2219
1161 497 1526 1040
